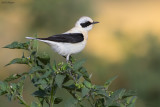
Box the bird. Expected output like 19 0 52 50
26 16 99 62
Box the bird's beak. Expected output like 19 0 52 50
92 21 99 24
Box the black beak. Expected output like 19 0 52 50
92 21 99 24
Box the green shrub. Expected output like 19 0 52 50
0 39 137 107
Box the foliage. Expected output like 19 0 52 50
0 39 137 107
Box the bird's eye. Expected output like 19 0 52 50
80 21 92 28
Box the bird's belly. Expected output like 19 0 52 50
49 41 86 56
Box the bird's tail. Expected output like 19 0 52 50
25 37 48 43
25 37 37 40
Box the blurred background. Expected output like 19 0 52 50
0 0 160 106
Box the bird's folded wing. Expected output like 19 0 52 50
38 33 84 43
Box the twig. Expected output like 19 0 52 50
50 77 57 107
17 95 29 107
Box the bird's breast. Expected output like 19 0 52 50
49 40 87 56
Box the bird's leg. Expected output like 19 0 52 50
66 55 70 63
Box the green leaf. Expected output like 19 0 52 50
105 98 113 106
123 90 137 98
29 66 44 74
73 59 86 71
94 85 104 90
83 80 92 89
40 69 52 79
0 90 7 95
61 63 69 71
54 97 63 104
96 90 109 98
37 54 50 65
104 76 118 88
82 87 90 97
32 89 49 98
34 79 48 89
5 58 29 66
10 83 17 90
65 97 78 107
52 60 57 71
79 67 90 82
111 89 126 100
127 103 136 107
3 41 30 50
95 98 105 107
38 98 44 106
0 81 8 91
4 73 27 82
31 102 41 107
63 84 78 91
125 96 137 106
55 74 66 88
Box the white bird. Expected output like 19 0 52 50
26 16 99 62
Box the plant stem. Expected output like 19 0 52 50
17 95 29 107
88 99 94 107
50 77 57 107
90 94 95 105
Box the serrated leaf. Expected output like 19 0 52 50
105 98 114 106
65 97 78 107
10 83 17 90
55 74 66 88
0 81 8 91
109 102 120 107
31 102 41 107
4 41 30 50
127 103 136 107
73 59 86 71
82 87 90 97
94 85 104 90
123 90 137 98
34 79 48 89
32 89 49 98
111 89 126 100
38 98 44 106
104 76 118 88
37 54 50 65
40 70 52 79
96 90 110 98
79 67 90 82
0 90 7 95
4 74 21 82
61 63 69 71
63 84 78 91
7 72 28 82
54 97 63 104
52 60 57 71
83 80 92 89
95 98 105 107
126 96 137 105
5 58 29 66
29 66 43 74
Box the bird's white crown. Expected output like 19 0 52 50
75 16 94 32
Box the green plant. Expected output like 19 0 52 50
0 39 137 107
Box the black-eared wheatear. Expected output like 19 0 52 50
26 16 99 62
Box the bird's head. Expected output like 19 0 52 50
75 16 99 32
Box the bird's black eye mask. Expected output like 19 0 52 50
80 21 92 28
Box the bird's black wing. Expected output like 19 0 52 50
38 33 84 43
